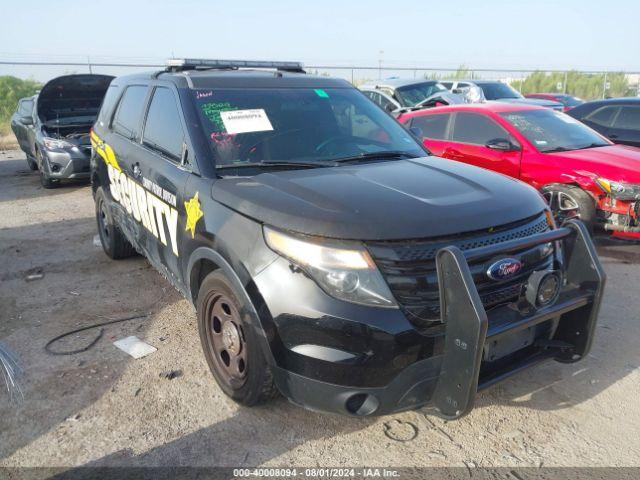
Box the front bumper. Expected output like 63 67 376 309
41 146 91 180
257 220 605 417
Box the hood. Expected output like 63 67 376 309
547 145 640 184
499 98 563 109
37 74 114 122
211 157 547 241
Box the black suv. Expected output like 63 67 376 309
91 59 605 418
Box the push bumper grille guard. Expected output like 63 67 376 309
431 219 606 419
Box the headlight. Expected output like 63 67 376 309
595 178 640 201
43 137 74 150
263 226 397 308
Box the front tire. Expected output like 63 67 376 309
197 271 278 406
94 187 136 259
541 184 596 232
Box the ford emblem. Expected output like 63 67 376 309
487 258 523 281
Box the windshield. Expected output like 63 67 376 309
501 109 610 153
395 82 447 106
480 82 522 100
192 87 426 168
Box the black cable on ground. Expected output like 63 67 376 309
44 314 148 356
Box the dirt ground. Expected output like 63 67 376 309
1 149 640 473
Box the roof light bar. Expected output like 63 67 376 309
165 58 305 72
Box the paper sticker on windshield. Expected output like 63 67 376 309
220 109 274 134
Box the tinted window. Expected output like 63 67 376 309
410 114 450 140
113 85 148 138
501 109 609 153
452 112 507 144
613 106 640 130
143 88 185 160
97 85 121 128
17 99 33 116
584 106 619 127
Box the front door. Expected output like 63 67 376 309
445 112 521 178
136 86 191 286
607 105 640 147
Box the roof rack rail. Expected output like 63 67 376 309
164 58 305 73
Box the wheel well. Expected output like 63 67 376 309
189 258 219 303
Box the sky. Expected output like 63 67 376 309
1 0 639 82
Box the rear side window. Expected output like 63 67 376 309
97 85 121 128
142 87 185 160
452 112 507 145
612 106 640 130
410 114 450 140
113 85 148 138
584 106 619 127
17 99 33 116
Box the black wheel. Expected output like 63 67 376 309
541 184 596 232
26 156 38 171
94 187 136 259
37 149 57 188
197 271 278 406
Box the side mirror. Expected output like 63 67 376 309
486 138 519 151
20 116 33 125
180 141 189 166
410 127 424 139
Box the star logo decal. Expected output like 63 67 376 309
184 192 204 239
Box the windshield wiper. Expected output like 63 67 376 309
216 160 338 171
575 143 609 150
330 151 421 164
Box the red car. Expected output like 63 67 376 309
525 93 584 112
398 103 640 239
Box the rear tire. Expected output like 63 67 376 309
197 271 278 406
541 184 596 232
94 187 136 259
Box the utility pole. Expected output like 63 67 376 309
563 71 568 93
602 72 608 99
87 56 93 74
378 50 384 80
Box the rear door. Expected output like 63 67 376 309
105 84 151 250
404 113 452 156
137 85 191 285
606 105 640 147
445 112 521 178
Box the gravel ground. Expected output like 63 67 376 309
1 149 640 472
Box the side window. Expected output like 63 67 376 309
377 94 397 111
411 114 450 140
440 82 453 89
585 106 619 128
113 85 148 138
452 112 507 145
363 91 382 107
612 106 640 130
142 87 185 161
97 85 121 128
17 99 33 116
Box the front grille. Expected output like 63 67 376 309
367 213 554 329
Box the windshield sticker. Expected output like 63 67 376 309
220 109 274 135
201 102 238 131
534 140 548 145
314 89 330 98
